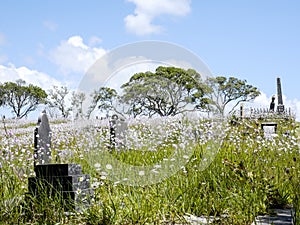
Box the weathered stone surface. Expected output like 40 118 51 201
29 111 93 212
277 77 285 113
28 174 90 193
261 122 277 139
28 163 93 212
252 209 293 225
109 114 128 149
34 164 82 177
62 189 94 211
34 110 52 165
180 209 294 225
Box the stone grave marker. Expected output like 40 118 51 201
261 122 277 139
28 111 93 212
276 77 285 113
109 114 128 149
240 103 244 119
34 110 52 165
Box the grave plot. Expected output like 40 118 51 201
27 110 93 212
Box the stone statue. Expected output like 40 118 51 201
269 95 275 112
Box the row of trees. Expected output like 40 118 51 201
0 80 83 119
0 66 260 119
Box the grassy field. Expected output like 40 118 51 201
0 116 299 224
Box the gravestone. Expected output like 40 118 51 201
34 110 52 165
28 164 93 211
276 77 285 113
261 122 277 139
240 103 244 119
28 111 93 212
109 114 128 149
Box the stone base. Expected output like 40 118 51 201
28 163 93 212
62 189 94 211
34 163 82 177
28 174 90 193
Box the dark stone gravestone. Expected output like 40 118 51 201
109 114 128 149
269 95 276 112
276 77 285 113
240 103 244 119
28 111 93 212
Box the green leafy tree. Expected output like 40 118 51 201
47 86 70 118
207 76 260 116
120 66 210 117
87 87 118 118
0 79 47 118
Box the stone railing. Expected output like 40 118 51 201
232 107 294 120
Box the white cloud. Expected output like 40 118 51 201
49 35 106 75
0 63 61 90
253 92 269 107
124 0 191 36
283 97 300 121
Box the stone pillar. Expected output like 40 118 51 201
277 77 285 113
240 103 244 119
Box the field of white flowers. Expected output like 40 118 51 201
0 115 299 224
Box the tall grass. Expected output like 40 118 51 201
0 117 299 224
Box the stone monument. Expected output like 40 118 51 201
261 122 277 139
109 114 128 149
34 110 52 165
276 77 285 113
269 95 275 112
28 111 93 212
240 103 244 119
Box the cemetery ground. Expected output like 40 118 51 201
0 116 299 225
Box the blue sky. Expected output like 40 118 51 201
0 0 300 119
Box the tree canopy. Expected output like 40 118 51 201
0 71 261 119
207 76 260 116
0 79 47 118
47 86 70 118
120 66 210 117
87 87 118 118
71 91 86 119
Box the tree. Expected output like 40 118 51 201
47 86 70 118
0 79 47 118
87 87 118 118
120 66 210 117
71 91 86 118
207 76 260 116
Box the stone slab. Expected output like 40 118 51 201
252 209 293 225
28 174 90 193
180 209 294 225
34 164 82 177
62 188 94 211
